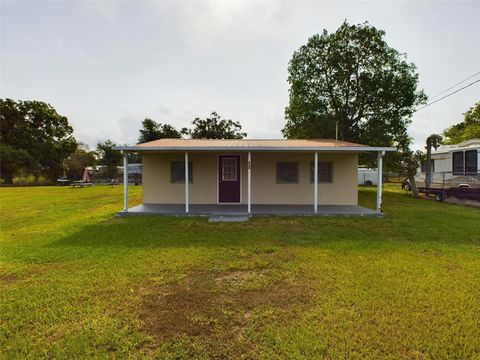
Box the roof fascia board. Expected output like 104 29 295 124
113 146 396 152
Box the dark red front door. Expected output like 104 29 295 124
218 155 241 203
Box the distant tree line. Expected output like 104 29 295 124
2 94 477 185
0 99 77 184
0 99 246 184
138 111 246 142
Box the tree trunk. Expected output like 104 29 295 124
409 174 419 197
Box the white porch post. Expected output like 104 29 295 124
314 151 318 213
123 151 128 212
376 151 385 212
247 152 252 213
185 152 189 213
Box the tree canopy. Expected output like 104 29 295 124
138 118 182 143
183 112 246 139
282 21 426 155
96 140 122 178
443 102 480 144
0 99 77 183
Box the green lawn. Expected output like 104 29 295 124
1 185 479 359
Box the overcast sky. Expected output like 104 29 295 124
1 1 479 150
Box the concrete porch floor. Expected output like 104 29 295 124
119 204 382 217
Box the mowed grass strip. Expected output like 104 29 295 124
0 185 479 359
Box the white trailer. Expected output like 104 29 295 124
415 138 480 189
358 168 378 185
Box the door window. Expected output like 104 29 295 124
222 158 237 181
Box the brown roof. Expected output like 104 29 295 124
114 138 395 152
137 138 365 148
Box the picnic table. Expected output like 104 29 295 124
57 178 71 186
71 181 94 188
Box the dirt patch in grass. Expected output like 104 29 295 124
0 263 64 287
141 271 216 339
0 273 19 284
445 263 463 273
139 248 312 356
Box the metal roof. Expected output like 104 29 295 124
113 138 396 152
432 138 480 154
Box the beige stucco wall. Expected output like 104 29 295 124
142 152 358 205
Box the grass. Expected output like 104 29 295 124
0 184 479 359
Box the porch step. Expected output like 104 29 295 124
208 215 250 222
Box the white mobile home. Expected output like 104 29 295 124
416 139 480 188
428 139 480 174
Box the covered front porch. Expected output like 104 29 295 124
120 203 382 217
115 138 395 217
119 151 386 217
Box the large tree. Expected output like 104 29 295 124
96 140 122 178
443 102 480 144
0 99 77 183
183 112 246 139
138 118 182 143
283 21 426 159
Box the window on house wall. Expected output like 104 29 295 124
465 150 478 174
310 162 333 183
170 161 193 183
452 151 464 175
276 162 298 183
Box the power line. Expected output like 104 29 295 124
415 78 480 112
429 70 480 101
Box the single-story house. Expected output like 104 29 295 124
114 139 395 216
